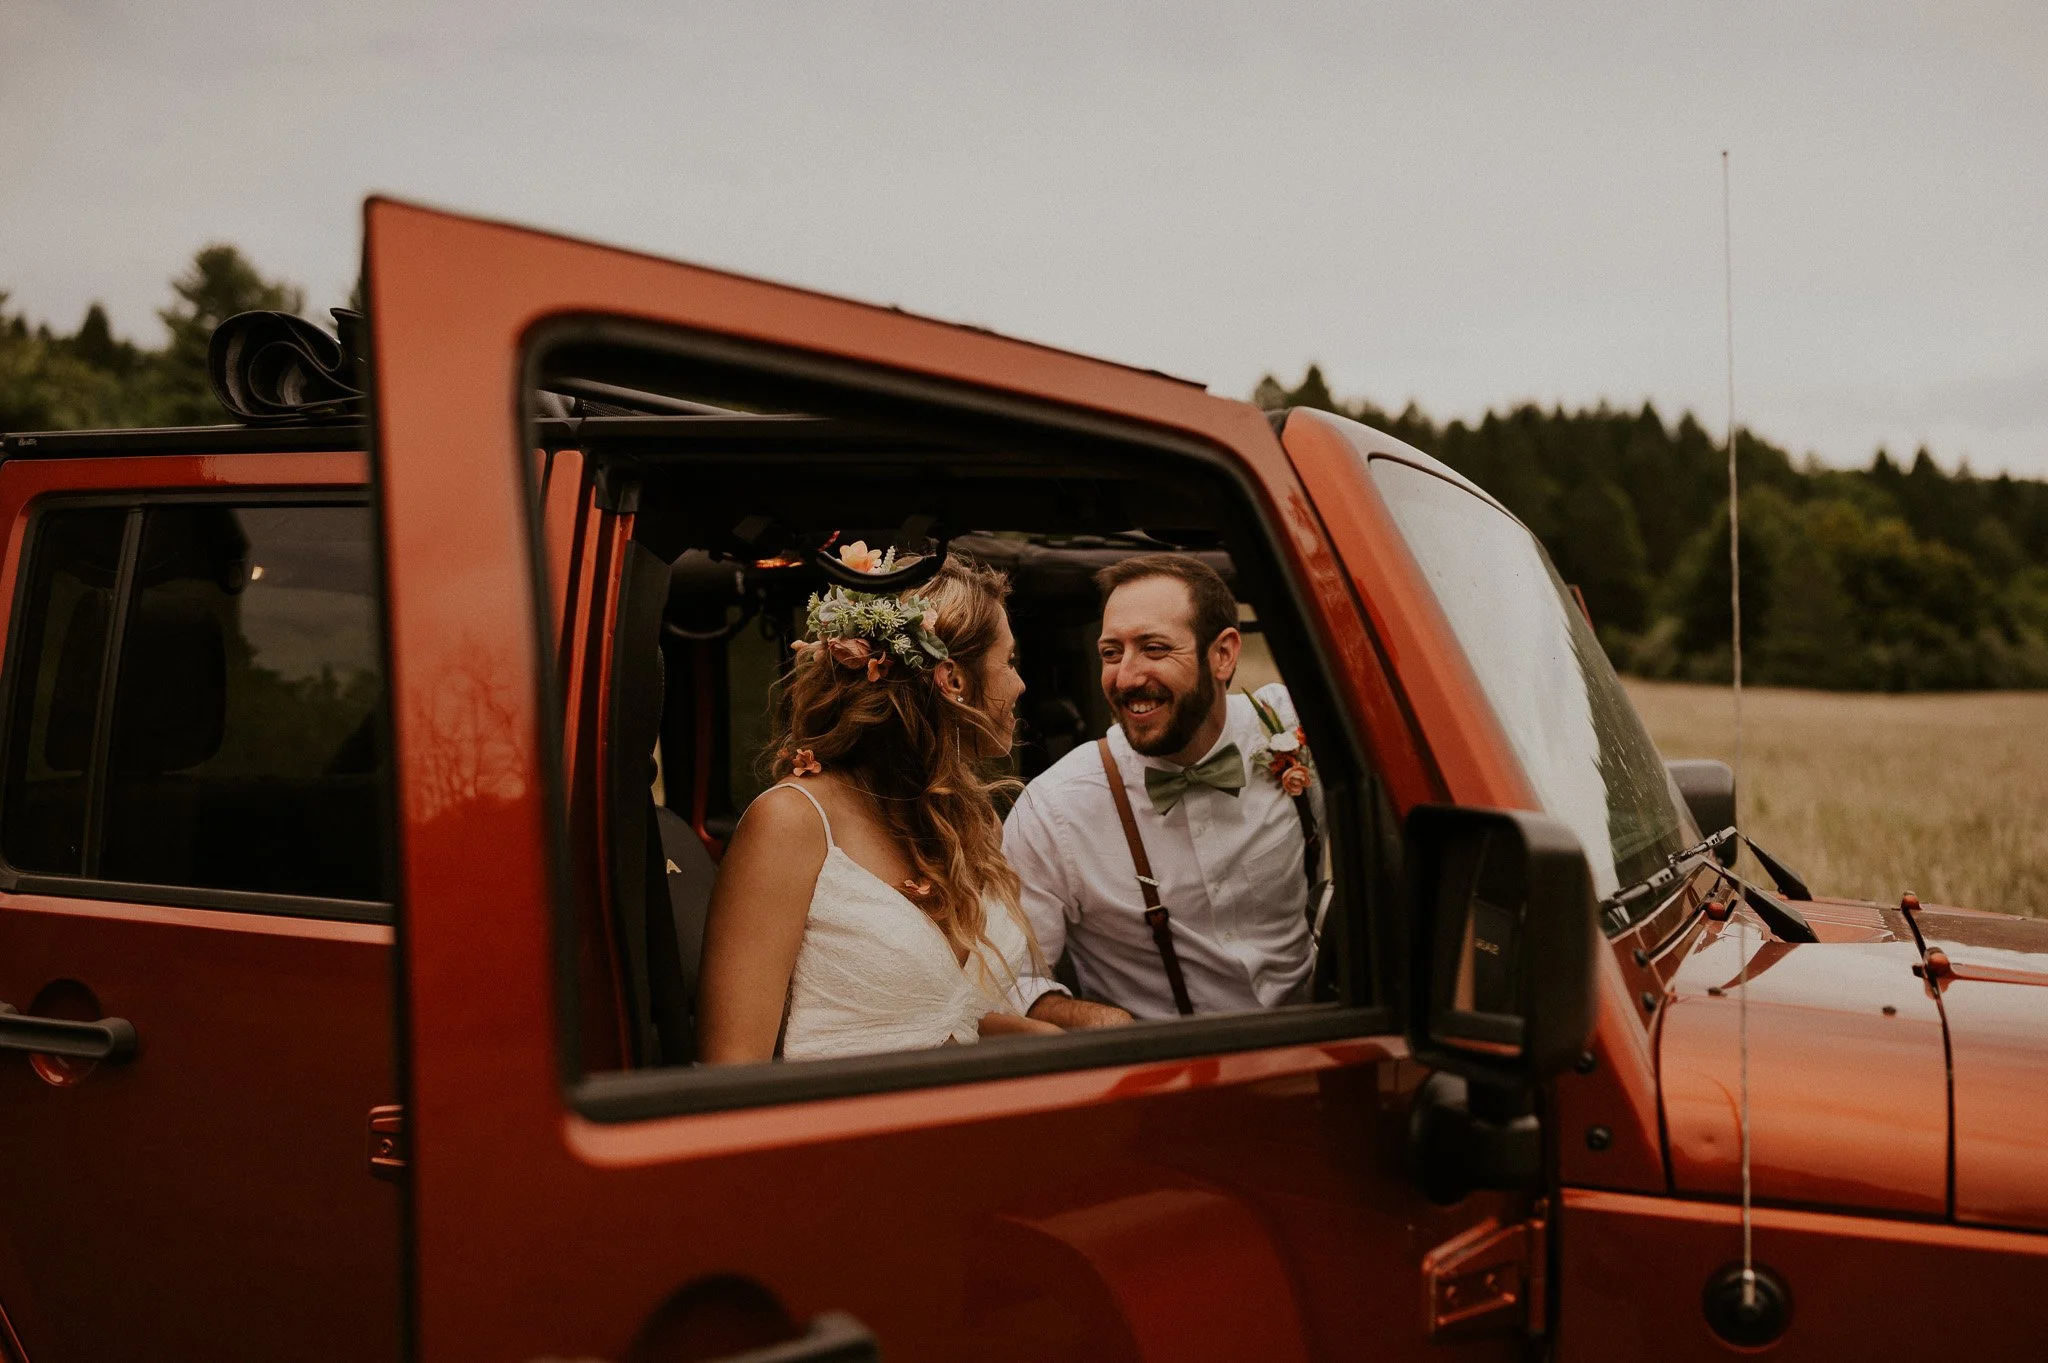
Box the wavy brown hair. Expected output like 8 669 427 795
766 556 1035 971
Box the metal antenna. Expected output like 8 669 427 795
1723 147 1756 1310
1724 150 1743 797
1738 899 1756 1305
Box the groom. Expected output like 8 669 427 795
1009 553 1321 1024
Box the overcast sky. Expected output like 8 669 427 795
5 2 2044 474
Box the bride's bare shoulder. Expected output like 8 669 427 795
725 783 829 864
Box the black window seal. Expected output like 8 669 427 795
574 1002 1395 1121
3 415 946 461
0 870 390 925
7 488 372 512
0 490 393 926
79 509 141 877
522 314 1394 1125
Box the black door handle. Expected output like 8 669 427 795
0 1002 137 1062
703 1311 879 1363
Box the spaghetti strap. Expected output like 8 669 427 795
759 780 836 850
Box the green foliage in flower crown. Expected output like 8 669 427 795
804 585 950 668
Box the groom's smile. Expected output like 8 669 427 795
1110 682 1181 743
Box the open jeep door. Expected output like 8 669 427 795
363 199 1534 1363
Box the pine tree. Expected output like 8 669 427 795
71 303 139 375
153 245 305 425
1282 364 1338 413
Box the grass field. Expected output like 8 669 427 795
1623 680 2048 918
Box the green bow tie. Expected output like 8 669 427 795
1143 744 1245 813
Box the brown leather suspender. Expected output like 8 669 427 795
1294 791 1328 926
1097 738 1196 1016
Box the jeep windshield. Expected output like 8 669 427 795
1369 456 1692 919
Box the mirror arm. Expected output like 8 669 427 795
1408 1072 1543 1206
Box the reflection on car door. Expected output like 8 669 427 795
367 198 1529 1362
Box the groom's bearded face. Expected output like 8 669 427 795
1115 654 1219 757
1099 576 1227 759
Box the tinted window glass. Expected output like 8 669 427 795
97 505 385 901
1 509 128 873
1369 458 1689 907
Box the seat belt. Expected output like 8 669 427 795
1096 739 1195 1017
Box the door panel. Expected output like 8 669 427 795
366 198 1521 1360
0 897 400 1361
560 1048 1513 1361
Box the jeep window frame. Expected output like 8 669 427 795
525 316 1402 1123
0 487 395 925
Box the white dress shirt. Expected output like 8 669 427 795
1004 686 1320 1019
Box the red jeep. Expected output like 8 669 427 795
0 201 2042 1362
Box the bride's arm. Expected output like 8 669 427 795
697 792 827 1064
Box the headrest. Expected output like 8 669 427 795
665 550 757 642
110 600 227 774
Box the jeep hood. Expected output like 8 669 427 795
1658 898 2048 1230
1913 906 2048 1230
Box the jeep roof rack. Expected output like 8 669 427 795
0 424 375 458
0 414 824 460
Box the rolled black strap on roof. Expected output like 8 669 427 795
207 308 365 426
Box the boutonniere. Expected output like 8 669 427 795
1244 689 1313 797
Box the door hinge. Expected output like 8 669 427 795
1420 1200 1548 1340
367 1104 406 1181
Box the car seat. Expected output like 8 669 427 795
611 541 712 1066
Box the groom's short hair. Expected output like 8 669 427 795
1093 553 1238 652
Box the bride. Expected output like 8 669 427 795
697 550 1064 1062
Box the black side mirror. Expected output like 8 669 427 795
1665 759 1738 867
1404 805 1598 1084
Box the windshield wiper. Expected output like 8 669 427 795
1601 826 1818 944
1601 827 1740 931
1709 859 1819 944
1742 835 1812 902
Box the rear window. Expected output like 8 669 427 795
0 500 388 914
1 507 126 875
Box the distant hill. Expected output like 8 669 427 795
1256 366 2048 691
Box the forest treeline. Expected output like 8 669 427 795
7 249 2045 691
1255 366 2048 691
1 245 305 432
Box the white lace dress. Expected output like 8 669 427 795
764 781 1037 1061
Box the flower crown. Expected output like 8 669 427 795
794 542 950 682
